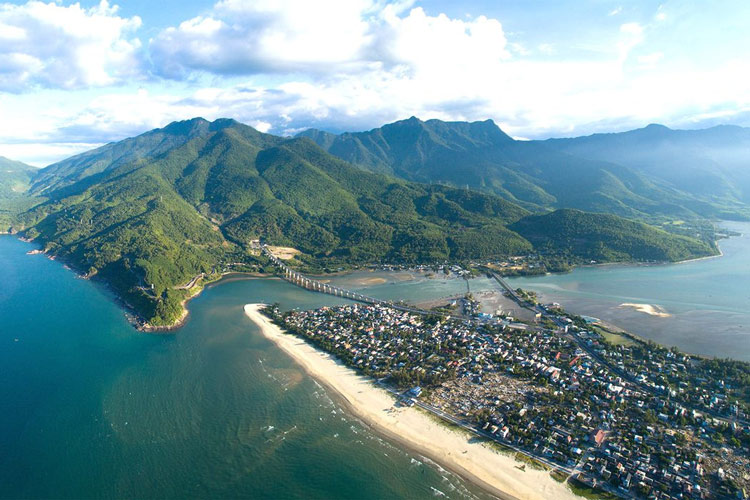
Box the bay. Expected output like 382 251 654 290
0 236 490 500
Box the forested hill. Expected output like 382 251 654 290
1 118 717 328
0 157 38 228
299 118 750 220
509 209 716 263
0 156 35 199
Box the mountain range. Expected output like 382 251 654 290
301 118 750 220
0 118 726 327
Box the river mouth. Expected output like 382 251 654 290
0 236 495 500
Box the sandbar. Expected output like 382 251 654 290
619 303 671 317
244 303 581 500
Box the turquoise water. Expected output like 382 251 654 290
507 221 750 361
0 236 491 499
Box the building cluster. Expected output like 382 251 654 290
266 303 750 499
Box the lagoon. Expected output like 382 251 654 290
507 221 750 361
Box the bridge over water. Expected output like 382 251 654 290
261 246 431 315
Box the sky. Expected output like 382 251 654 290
1 0 749 166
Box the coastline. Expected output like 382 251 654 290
140 272 274 332
243 303 581 500
9 232 280 333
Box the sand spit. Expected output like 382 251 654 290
244 303 581 500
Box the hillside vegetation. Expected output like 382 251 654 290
0 157 39 229
510 209 716 263
1 118 717 327
301 117 750 220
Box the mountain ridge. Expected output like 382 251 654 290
300 117 750 220
0 118 718 328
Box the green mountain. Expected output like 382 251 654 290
2 118 715 328
0 157 39 229
544 124 750 217
299 118 748 220
510 209 715 263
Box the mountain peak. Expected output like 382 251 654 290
643 123 671 132
160 117 244 137
161 117 211 136
387 116 425 129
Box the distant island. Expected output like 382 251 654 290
0 118 723 330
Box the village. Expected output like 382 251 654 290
264 299 750 500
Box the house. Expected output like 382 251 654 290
592 429 607 447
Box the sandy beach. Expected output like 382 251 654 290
244 303 580 500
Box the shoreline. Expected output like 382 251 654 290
8 233 279 333
139 272 274 332
243 303 581 500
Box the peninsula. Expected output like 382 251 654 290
244 303 580 500
252 297 750 499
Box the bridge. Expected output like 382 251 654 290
261 245 432 315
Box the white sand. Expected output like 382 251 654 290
244 304 581 500
619 303 671 317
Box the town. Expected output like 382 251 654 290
264 297 750 500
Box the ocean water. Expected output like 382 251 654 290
507 221 750 361
0 236 491 499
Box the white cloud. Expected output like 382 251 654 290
0 0 143 92
617 22 644 62
637 51 664 67
537 43 556 56
150 0 376 77
2 0 750 166
609 6 623 16
0 142 103 167
149 1 509 79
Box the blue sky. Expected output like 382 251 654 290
1 0 749 166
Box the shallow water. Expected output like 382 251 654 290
0 236 491 499
507 221 750 360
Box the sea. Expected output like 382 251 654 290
2 220 749 497
0 236 491 499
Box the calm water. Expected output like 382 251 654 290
507 221 750 361
0 236 491 499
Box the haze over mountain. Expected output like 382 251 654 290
0 118 714 327
544 124 750 207
301 118 750 220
